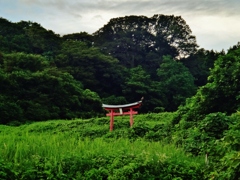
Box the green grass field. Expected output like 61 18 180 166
0 113 206 179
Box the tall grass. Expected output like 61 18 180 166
0 113 206 179
1 127 203 166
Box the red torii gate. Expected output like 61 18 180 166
102 98 143 131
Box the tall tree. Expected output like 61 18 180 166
55 40 125 97
62 32 94 46
93 14 198 72
175 43 240 124
0 52 103 124
23 21 61 54
151 15 198 58
0 18 61 55
182 48 225 86
122 65 162 112
156 56 197 111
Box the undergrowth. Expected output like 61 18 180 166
0 112 206 179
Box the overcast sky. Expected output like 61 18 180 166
1 0 240 51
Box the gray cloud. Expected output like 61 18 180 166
17 0 240 21
1 0 240 51
17 0 240 16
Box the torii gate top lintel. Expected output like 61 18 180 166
102 100 142 110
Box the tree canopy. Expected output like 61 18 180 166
93 14 198 72
0 52 103 124
0 16 229 124
174 43 240 124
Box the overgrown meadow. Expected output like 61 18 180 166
1 15 240 180
0 113 206 179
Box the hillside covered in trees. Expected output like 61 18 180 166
1 14 240 179
0 14 229 124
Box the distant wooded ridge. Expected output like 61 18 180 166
0 15 239 124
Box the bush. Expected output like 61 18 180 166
199 112 231 139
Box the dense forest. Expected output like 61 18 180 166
0 15 227 124
1 14 240 179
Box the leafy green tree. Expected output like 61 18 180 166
122 65 162 112
151 15 198 58
0 18 61 55
93 14 198 73
156 56 196 111
0 52 103 124
171 55 240 155
0 66 24 124
62 32 94 46
3 52 49 72
172 43 240 130
0 18 26 52
23 22 61 54
55 40 125 97
101 95 128 105
0 94 24 124
182 48 225 87
94 15 154 68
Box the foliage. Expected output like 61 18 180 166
0 113 205 179
0 160 16 179
62 32 94 45
173 45 240 125
102 95 128 105
55 40 125 97
0 16 216 119
168 45 240 179
2 17 240 179
156 56 197 111
173 112 232 156
198 113 231 139
0 94 24 124
0 52 103 124
122 65 162 112
93 14 198 75
0 18 61 55
202 112 240 180
182 48 225 87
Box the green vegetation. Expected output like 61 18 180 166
0 113 206 179
0 15 222 123
0 15 240 179
1 112 239 179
